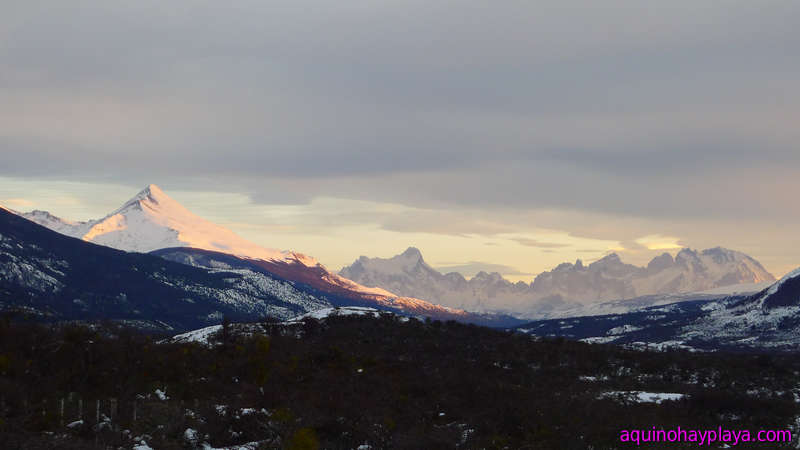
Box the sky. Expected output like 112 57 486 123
1 0 799 281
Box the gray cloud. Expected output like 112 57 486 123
2 0 800 227
510 238 571 249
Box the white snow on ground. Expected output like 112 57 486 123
607 325 643 335
579 336 619 344
763 267 800 298
289 306 384 321
155 388 169 401
169 307 410 346
625 341 700 352
172 325 223 344
674 267 800 347
599 391 685 404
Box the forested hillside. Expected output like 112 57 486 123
1 314 798 449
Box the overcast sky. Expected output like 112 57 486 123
2 0 799 279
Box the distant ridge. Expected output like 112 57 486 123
340 247 775 316
513 266 800 350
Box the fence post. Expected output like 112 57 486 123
133 399 136 423
78 398 83 420
95 399 100 423
60 398 64 426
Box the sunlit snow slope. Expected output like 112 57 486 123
20 185 393 296
15 185 502 323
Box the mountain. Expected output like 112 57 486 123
151 247 516 325
0 207 331 331
23 184 289 260
530 247 774 303
19 185 391 296
339 247 775 317
339 247 542 313
514 267 800 351
684 266 800 346
12 186 518 326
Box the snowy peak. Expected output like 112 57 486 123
341 245 777 314
19 184 292 262
18 185 435 305
341 247 433 278
78 184 288 258
401 246 423 260
21 209 93 238
594 253 622 264
470 271 507 285
647 253 674 272
110 184 172 214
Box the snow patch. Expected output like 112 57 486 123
599 391 685 404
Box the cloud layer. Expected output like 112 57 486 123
2 0 799 277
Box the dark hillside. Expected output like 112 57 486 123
0 315 797 449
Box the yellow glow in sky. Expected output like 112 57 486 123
634 234 684 251
1 177 797 281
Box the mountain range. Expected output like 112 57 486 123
339 246 775 317
2 183 781 328
515 266 800 350
0 206 329 330
5 185 520 328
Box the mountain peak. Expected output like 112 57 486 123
33 184 289 261
594 253 621 264
647 252 675 272
401 247 423 260
128 184 170 205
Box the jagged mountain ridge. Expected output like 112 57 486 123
20 185 391 297
339 247 775 315
13 186 518 325
24 184 293 261
514 267 800 350
0 207 331 330
339 247 540 314
152 247 518 325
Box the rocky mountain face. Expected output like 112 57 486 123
340 247 775 316
530 247 774 303
339 247 541 314
515 267 800 351
0 207 331 331
21 184 290 260
10 186 521 326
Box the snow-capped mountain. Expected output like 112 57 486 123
13 185 517 325
19 185 389 294
23 184 289 260
0 207 331 330
339 247 540 313
677 266 800 347
515 266 800 350
340 247 775 316
530 248 774 303
18 209 94 237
